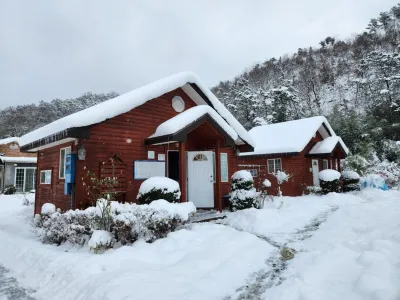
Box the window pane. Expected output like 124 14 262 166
275 159 282 172
15 168 25 192
220 153 228 182
40 171 46 183
323 160 328 170
268 160 275 173
25 169 35 192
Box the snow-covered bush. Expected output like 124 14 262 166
230 170 259 211
4 185 16 195
368 159 400 188
319 169 341 194
137 177 181 205
88 230 114 254
342 170 361 192
342 154 370 176
302 185 322 195
36 209 93 245
34 200 196 248
273 171 291 197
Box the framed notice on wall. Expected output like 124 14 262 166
133 160 166 180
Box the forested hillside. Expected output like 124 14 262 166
0 92 118 137
212 3 400 163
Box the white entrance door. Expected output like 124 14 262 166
312 159 319 186
187 151 214 208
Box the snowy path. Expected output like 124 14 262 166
224 206 339 300
0 265 36 300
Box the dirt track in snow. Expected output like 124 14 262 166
223 206 339 300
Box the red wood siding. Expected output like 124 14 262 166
35 142 75 214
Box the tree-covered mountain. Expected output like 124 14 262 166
0 92 118 138
212 3 400 162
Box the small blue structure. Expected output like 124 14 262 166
360 174 389 191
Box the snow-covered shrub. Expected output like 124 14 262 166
34 199 195 248
230 170 259 211
382 140 400 163
302 185 322 195
342 154 370 176
37 210 93 245
273 171 291 197
368 159 400 188
4 185 16 195
342 170 361 192
137 177 181 205
88 230 114 254
319 169 341 194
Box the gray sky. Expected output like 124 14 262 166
0 0 398 108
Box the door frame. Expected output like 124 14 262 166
311 159 319 186
187 151 215 208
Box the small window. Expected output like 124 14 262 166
322 159 329 170
193 153 208 161
248 169 258 177
220 153 228 182
267 158 282 174
40 170 52 184
59 146 71 179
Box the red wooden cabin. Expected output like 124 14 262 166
20 72 254 214
238 117 349 196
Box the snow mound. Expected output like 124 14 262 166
41 203 56 214
148 200 196 221
319 169 341 181
342 170 360 180
232 170 253 182
88 230 113 249
138 176 180 195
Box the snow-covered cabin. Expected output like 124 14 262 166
0 137 37 193
238 116 349 196
20 72 254 213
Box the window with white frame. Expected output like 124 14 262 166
322 159 329 170
220 153 228 182
59 146 71 179
40 170 52 184
14 167 36 192
267 158 282 174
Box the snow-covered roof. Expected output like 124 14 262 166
0 156 37 163
19 72 254 148
309 136 349 155
0 137 19 145
240 116 336 156
148 106 238 142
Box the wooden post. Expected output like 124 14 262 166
215 139 222 212
337 158 341 172
179 141 187 202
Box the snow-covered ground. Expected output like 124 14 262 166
0 189 399 300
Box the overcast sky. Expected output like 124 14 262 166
0 0 398 108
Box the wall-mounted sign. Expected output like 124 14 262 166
133 160 166 180
158 154 165 161
147 151 155 159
